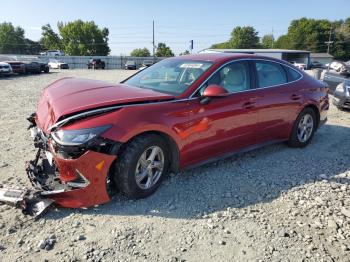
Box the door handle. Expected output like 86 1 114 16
242 101 256 109
290 94 301 101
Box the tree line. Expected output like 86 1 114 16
0 20 176 57
0 18 349 59
211 17 350 61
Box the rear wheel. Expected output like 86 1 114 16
288 107 317 148
113 134 169 199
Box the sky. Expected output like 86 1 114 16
1 0 350 55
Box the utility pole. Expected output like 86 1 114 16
152 20 155 63
189 40 193 54
325 26 334 54
271 28 274 49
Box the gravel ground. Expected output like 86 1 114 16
0 70 349 262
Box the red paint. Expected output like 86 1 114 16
203 84 229 97
49 151 116 208
34 53 328 208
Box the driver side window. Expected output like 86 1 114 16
198 61 251 96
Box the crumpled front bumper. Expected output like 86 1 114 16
26 149 116 208
26 117 117 208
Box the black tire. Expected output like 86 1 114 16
113 134 170 199
287 107 317 148
44 67 49 73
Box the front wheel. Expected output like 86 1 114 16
288 108 317 148
113 134 169 199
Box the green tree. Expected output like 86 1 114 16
274 35 292 49
40 24 61 50
332 19 350 60
155 43 174 57
273 18 332 52
57 20 110 56
130 47 150 57
23 38 43 55
229 26 260 48
0 22 25 54
273 17 350 60
261 34 274 49
179 50 190 55
210 42 230 49
211 26 260 49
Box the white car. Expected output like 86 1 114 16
290 61 307 70
0 62 12 76
327 61 348 73
48 59 69 69
40 50 65 56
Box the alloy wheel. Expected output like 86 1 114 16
135 146 164 190
297 114 314 143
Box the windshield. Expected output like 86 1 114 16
124 59 213 95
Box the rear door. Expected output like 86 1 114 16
252 60 303 144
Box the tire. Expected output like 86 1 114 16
113 134 170 199
287 107 317 148
44 67 49 73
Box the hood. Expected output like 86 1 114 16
36 77 174 132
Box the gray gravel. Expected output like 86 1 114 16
0 69 349 262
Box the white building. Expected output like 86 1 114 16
310 53 333 65
200 48 311 68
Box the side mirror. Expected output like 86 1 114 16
200 84 228 105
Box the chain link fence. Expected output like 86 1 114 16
0 54 167 69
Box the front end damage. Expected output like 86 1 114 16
0 113 119 216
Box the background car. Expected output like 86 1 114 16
290 61 307 70
310 61 326 69
40 50 65 56
0 62 12 76
125 60 136 70
38 62 50 73
48 59 69 69
5 61 26 74
87 59 105 69
332 82 350 109
142 59 154 67
24 62 42 74
139 59 154 70
322 61 350 93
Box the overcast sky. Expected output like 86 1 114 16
1 0 349 55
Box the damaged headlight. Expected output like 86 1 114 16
51 125 111 146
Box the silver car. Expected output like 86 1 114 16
0 62 12 76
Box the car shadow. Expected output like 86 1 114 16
44 124 350 221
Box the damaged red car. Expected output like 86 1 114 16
27 53 329 208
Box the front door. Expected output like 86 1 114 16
180 61 259 167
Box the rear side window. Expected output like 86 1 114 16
255 61 287 88
284 66 302 81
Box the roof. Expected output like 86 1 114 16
172 53 260 63
201 48 310 54
310 53 334 58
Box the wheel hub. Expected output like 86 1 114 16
135 146 164 190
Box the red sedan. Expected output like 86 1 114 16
27 53 329 208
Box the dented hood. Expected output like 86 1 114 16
36 77 174 132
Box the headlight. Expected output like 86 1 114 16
335 83 345 93
51 125 111 146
